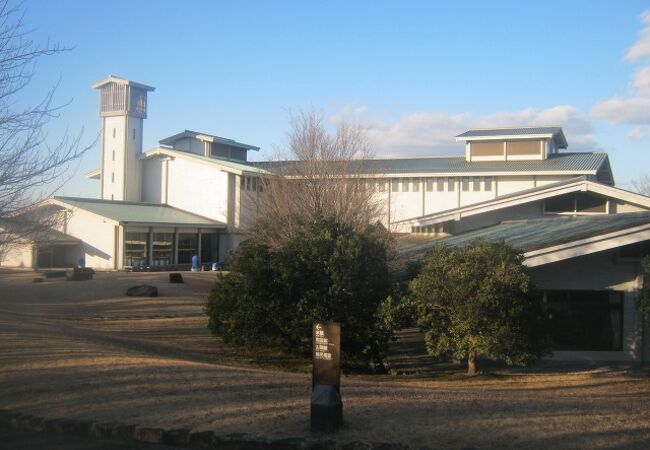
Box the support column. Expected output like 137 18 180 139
197 229 202 263
147 227 153 266
172 227 179 265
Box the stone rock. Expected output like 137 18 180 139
60 418 93 436
134 426 165 443
188 430 215 448
67 268 95 281
342 442 374 450
169 272 184 283
269 437 306 450
126 285 158 297
112 423 137 440
163 428 191 446
90 422 118 439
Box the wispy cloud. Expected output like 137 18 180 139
624 10 650 61
593 10 650 139
346 105 594 157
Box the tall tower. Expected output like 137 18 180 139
92 76 155 201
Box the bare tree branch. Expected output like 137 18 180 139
0 0 91 263
250 110 384 247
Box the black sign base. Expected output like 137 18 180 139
310 384 342 432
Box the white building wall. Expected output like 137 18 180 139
124 116 143 202
496 176 536 196
142 157 164 203
530 250 643 362
165 158 230 223
65 207 117 269
100 115 143 202
101 116 126 201
1 242 33 268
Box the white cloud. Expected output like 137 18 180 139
628 125 650 140
358 105 595 157
592 96 650 124
592 11 650 129
624 10 650 61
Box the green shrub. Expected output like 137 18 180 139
410 240 552 374
206 218 393 370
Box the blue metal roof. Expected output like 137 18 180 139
253 152 609 176
456 126 568 148
54 197 226 227
159 130 260 151
457 127 563 138
397 212 650 266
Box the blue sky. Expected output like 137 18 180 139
21 0 650 196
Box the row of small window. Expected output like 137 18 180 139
112 128 137 140
411 224 445 234
387 176 493 193
241 175 263 192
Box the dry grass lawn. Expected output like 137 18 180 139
0 270 649 449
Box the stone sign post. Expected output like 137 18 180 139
311 322 342 432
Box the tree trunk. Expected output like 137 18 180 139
467 350 478 376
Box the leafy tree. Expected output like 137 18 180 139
410 240 551 375
206 218 393 370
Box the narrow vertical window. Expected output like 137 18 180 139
473 177 481 191
402 178 410 192
391 179 399 192
412 178 420 192
462 177 469 191
484 177 492 191
437 178 445 192
132 128 136 140
111 172 115 183
113 128 116 138
112 150 115 161
448 177 455 191
426 178 433 192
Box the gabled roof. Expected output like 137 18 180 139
396 177 650 227
253 152 609 177
159 130 260 151
52 197 225 228
456 126 568 148
398 212 650 269
91 75 155 91
143 147 270 175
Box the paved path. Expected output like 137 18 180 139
1 270 649 449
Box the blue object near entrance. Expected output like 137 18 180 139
77 258 85 268
191 255 200 272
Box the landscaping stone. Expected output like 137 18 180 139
342 442 374 450
67 268 95 281
90 421 118 439
268 437 306 450
169 272 184 283
303 440 338 450
125 285 158 297
111 422 137 440
134 426 165 443
163 428 191 446
11 414 34 430
188 430 215 448
60 418 93 436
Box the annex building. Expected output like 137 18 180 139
2 75 650 363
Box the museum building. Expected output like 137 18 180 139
2 75 650 363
